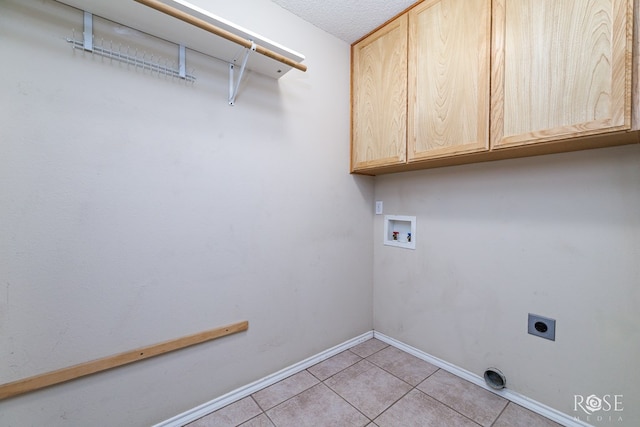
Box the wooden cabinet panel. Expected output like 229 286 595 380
351 15 408 172
491 0 633 149
349 0 638 175
408 0 490 161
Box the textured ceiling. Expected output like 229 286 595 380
271 0 418 43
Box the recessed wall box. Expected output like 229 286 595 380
384 215 416 249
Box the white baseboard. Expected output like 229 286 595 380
373 331 591 427
155 330 589 427
152 331 373 427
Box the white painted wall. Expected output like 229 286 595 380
374 144 640 426
3 1 639 426
0 1 373 425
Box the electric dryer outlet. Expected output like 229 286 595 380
528 314 556 341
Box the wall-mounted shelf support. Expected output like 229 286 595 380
229 41 256 106
66 10 196 83
134 0 307 73
83 11 93 51
58 0 306 104
179 44 186 79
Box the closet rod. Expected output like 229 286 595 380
134 0 307 72
0 320 248 400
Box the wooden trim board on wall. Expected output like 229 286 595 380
0 321 249 401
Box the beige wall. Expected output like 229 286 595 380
374 144 640 425
0 1 373 426
3 0 639 426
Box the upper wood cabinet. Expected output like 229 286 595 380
350 0 638 175
491 0 634 149
351 15 408 172
408 0 491 161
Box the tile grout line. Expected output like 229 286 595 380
321 377 373 424
158 332 374 427
250 375 321 422
359 344 431 425
326 340 502 427
237 338 380 426
408 369 504 427
310 346 372 424
410 380 487 427
296 340 392 425
360 349 486 427
179 335 572 427
246 349 373 427
239 339 496 427
373 332 581 426
488 402 511 427
249 394 271 427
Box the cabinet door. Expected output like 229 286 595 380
491 0 633 149
351 15 408 172
408 0 490 161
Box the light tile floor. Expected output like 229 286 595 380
187 339 563 427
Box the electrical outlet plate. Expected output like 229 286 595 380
528 313 556 341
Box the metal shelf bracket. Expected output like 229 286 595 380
228 41 256 106
83 11 93 51
66 10 196 82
